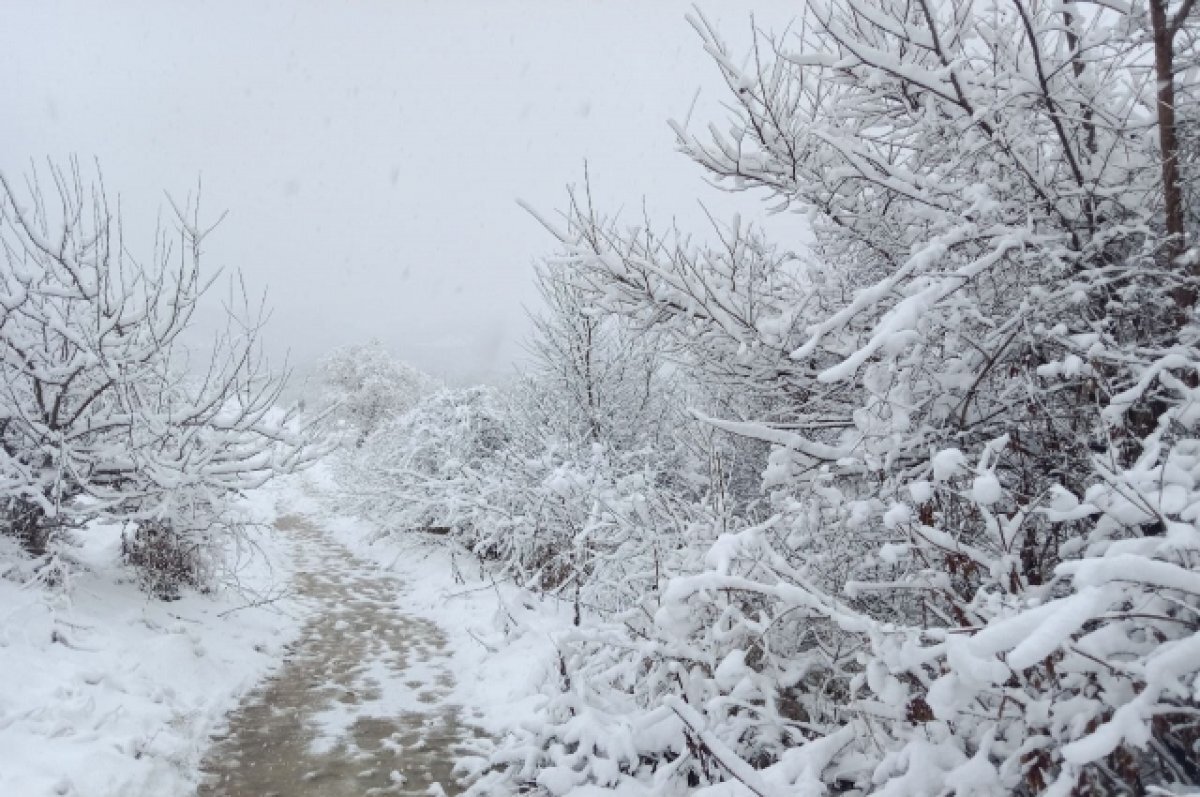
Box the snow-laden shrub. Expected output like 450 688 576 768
121 520 213 600
336 385 511 537
334 257 742 616
464 442 717 612
472 327 1200 797
317 340 441 444
465 0 1200 794
562 391 1200 796
0 497 61 558
337 384 724 615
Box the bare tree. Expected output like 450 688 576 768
0 162 324 595
523 259 677 454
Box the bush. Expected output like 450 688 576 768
0 162 324 595
317 340 440 444
461 2 1200 794
120 520 213 600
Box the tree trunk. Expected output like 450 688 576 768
1150 0 1189 276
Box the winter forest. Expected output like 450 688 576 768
4 0 1200 795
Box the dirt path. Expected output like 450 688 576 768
197 515 481 796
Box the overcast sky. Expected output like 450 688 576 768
2 0 801 384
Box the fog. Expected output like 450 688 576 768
2 0 800 383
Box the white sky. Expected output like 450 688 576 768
2 0 801 383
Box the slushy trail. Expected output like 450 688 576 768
197 515 481 797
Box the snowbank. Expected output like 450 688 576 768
0 480 307 797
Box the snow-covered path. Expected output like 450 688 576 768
197 515 480 796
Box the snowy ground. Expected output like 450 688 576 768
198 513 481 795
0 464 570 796
0 484 306 797
294 463 576 746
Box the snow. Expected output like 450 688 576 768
971 471 1002 506
6 0 1200 792
0 462 566 795
0 482 305 797
882 502 912 529
908 480 933 502
713 649 750 690
296 463 577 740
1004 587 1107 670
932 448 967 481
878 542 910 564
